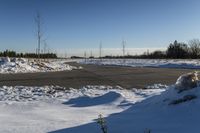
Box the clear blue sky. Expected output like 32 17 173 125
0 0 200 56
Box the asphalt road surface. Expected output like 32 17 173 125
0 62 196 89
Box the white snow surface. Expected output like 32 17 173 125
0 85 165 133
0 58 80 73
79 58 200 69
0 84 199 133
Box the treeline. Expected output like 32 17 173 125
103 39 200 59
0 50 57 58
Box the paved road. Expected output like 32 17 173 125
0 62 196 89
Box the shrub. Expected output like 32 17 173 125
97 114 108 133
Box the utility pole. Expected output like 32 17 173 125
65 50 67 59
147 49 149 56
90 50 93 58
35 12 43 59
84 51 87 63
122 39 126 64
99 41 102 60
36 48 38 55
122 39 126 57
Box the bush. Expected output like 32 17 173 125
97 114 108 133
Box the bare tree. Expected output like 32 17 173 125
188 39 200 58
35 12 43 58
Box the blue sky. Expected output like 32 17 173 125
0 0 200 56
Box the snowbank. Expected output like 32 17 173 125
50 85 200 133
0 57 81 73
0 82 200 133
98 85 200 133
79 58 200 69
0 85 164 103
0 85 165 133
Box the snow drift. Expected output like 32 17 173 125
51 73 200 133
79 58 200 69
0 57 81 73
0 85 165 133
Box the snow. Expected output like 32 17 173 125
101 86 200 133
175 72 199 90
0 85 165 133
0 81 200 132
0 57 81 73
79 58 200 69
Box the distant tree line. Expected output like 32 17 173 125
0 50 57 58
101 39 200 59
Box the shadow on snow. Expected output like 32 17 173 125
49 89 199 133
63 91 122 107
49 91 161 133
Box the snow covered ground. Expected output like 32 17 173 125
0 83 199 133
0 57 81 73
79 58 200 69
0 85 165 133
